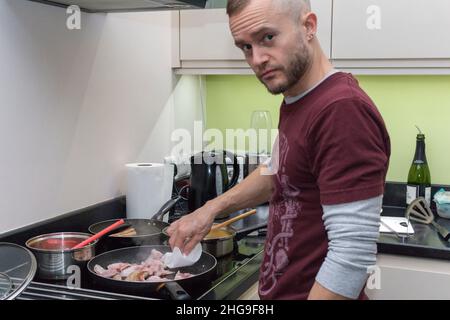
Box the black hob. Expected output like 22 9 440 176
0 197 267 300
15 232 265 300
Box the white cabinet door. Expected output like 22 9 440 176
366 254 450 300
313 0 332 59
333 0 450 59
180 8 243 61
179 2 332 63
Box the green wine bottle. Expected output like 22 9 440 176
407 130 431 206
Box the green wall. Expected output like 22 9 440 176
206 75 450 184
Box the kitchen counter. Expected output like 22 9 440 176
246 203 450 261
378 205 450 260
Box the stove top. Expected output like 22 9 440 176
16 234 265 300
0 197 268 300
197 234 265 300
17 281 155 300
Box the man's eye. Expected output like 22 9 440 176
264 34 274 41
243 44 252 52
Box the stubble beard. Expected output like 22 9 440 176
259 40 312 95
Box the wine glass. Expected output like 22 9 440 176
250 110 273 156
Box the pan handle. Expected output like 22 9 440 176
158 281 191 300
431 221 450 241
234 223 267 241
152 196 182 221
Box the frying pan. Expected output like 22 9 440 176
88 197 181 252
87 245 217 300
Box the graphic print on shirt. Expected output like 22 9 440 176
259 133 302 296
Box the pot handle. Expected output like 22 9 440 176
158 281 191 300
152 196 182 221
224 150 240 189
234 223 267 241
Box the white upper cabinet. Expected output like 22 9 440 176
175 0 450 74
312 0 333 59
180 8 243 61
332 0 450 60
177 1 333 70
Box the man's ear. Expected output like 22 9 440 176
303 12 318 40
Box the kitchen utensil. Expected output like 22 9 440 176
25 232 97 280
201 227 236 258
72 219 126 249
406 197 450 241
188 150 240 218
88 196 182 252
201 217 267 258
87 245 217 300
0 243 37 300
109 226 137 237
210 209 257 231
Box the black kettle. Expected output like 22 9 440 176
188 150 240 213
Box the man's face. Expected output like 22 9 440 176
229 0 312 95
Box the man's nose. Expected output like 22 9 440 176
251 46 269 69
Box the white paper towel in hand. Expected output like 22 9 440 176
162 244 202 269
125 163 174 220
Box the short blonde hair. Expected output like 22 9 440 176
227 0 311 19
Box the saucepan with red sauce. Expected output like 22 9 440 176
25 232 97 280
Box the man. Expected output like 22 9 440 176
167 0 390 300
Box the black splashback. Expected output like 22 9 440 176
383 181 450 209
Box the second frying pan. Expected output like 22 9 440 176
89 197 181 252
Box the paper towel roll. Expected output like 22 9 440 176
125 163 174 220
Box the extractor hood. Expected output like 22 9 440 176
27 0 213 12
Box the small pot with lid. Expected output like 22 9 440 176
26 232 97 280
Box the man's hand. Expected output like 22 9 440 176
166 205 216 255
167 165 273 255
